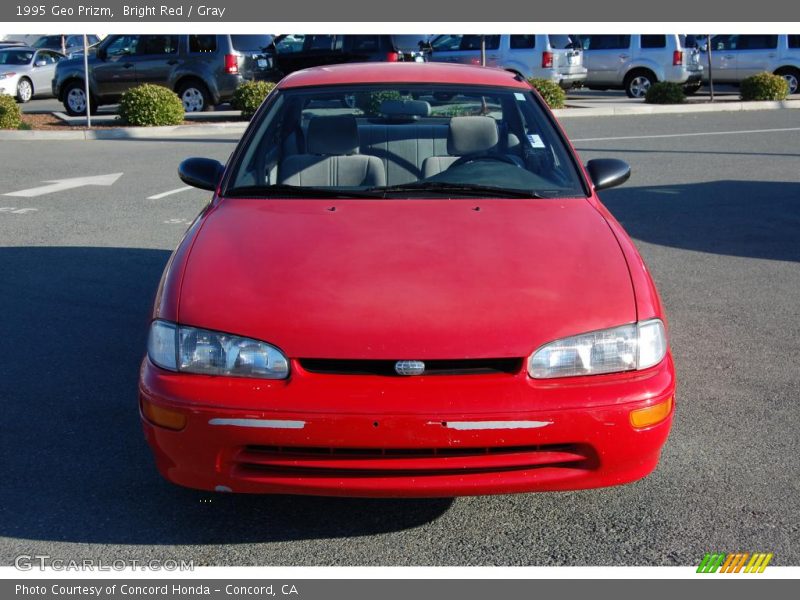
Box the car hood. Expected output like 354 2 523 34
178 198 635 359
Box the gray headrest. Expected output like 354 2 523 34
447 116 499 156
307 115 360 155
379 99 431 118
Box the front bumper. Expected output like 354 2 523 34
139 355 675 497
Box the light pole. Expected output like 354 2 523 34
706 34 714 102
83 34 91 127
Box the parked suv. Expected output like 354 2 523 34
702 34 800 95
267 35 424 79
427 34 587 89
578 34 702 98
53 34 274 115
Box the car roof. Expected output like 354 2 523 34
278 62 530 90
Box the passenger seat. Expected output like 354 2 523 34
279 115 386 187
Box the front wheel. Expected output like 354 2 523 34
16 78 33 103
775 68 799 95
624 70 655 99
63 81 96 116
178 80 212 112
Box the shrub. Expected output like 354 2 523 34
644 82 686 104
740 72 789 101
231 80 276 119
0 93 22 129
118 84 184 126
528 78 566 109
356 90 404 116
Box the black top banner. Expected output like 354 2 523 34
2 0 799 22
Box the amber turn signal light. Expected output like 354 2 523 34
630 396 673 429
141 398 187 431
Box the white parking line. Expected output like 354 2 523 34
571 126 800 143
147 186 193 200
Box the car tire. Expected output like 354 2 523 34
775 67 799 95
63 81 97 116
177 80 212 112
16 77 33 103
624 70 656 99
683 83 702 96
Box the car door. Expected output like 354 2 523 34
707 35 738 83
93 35 139 98
581 34 631 85
29 50 59 95
132 35 179 86
735 34 779 79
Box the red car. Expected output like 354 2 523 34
140 63 675 497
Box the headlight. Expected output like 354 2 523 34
528 319 667 379
147 320 289 379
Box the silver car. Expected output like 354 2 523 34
0 47 65 102
702 34 799 95
579 34 703 98
428 34 587 89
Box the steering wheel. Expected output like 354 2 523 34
449 152 521 169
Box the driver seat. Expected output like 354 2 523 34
421 116 500 178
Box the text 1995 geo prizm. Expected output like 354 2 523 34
139 62 676 497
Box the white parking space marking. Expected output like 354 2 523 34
571 127 800 143
4 173 123 198
163 218 192 225
0 207 38 214
147 186 193 200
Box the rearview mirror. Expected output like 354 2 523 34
178 158 224 191
586 159 631 191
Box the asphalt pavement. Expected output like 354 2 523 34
0 109 798 566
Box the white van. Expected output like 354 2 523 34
428 34 587 89
579 34 703 98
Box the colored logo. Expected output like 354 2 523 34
697 552 773 573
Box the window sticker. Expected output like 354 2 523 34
527 134 546 148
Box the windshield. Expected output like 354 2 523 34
0 49 33 65
226 83 586 199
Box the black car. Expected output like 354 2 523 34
267 35 429 79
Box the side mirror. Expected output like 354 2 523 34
178 157 224 191
586 158 631 191
35 60 47 67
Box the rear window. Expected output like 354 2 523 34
737 35 778 50
548 35 577 50
459 35 500 51
350 36 383 52
230 35 273 52
641 35 667 49
189 35 217 53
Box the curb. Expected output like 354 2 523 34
0 121 248 141
553 99 800 118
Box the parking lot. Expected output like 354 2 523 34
1 109 798 565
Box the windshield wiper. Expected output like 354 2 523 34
370 181 546 198
225 184 383 199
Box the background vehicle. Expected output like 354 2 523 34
32 34 101 57
0 46 64 102
578 34 702 97
701 34 800 95
268 35 426 78
53 34 274 115
428 34 586 88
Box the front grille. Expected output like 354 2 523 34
233 443 596 478
299 358 523 376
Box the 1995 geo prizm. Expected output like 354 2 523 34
139 63 676 497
